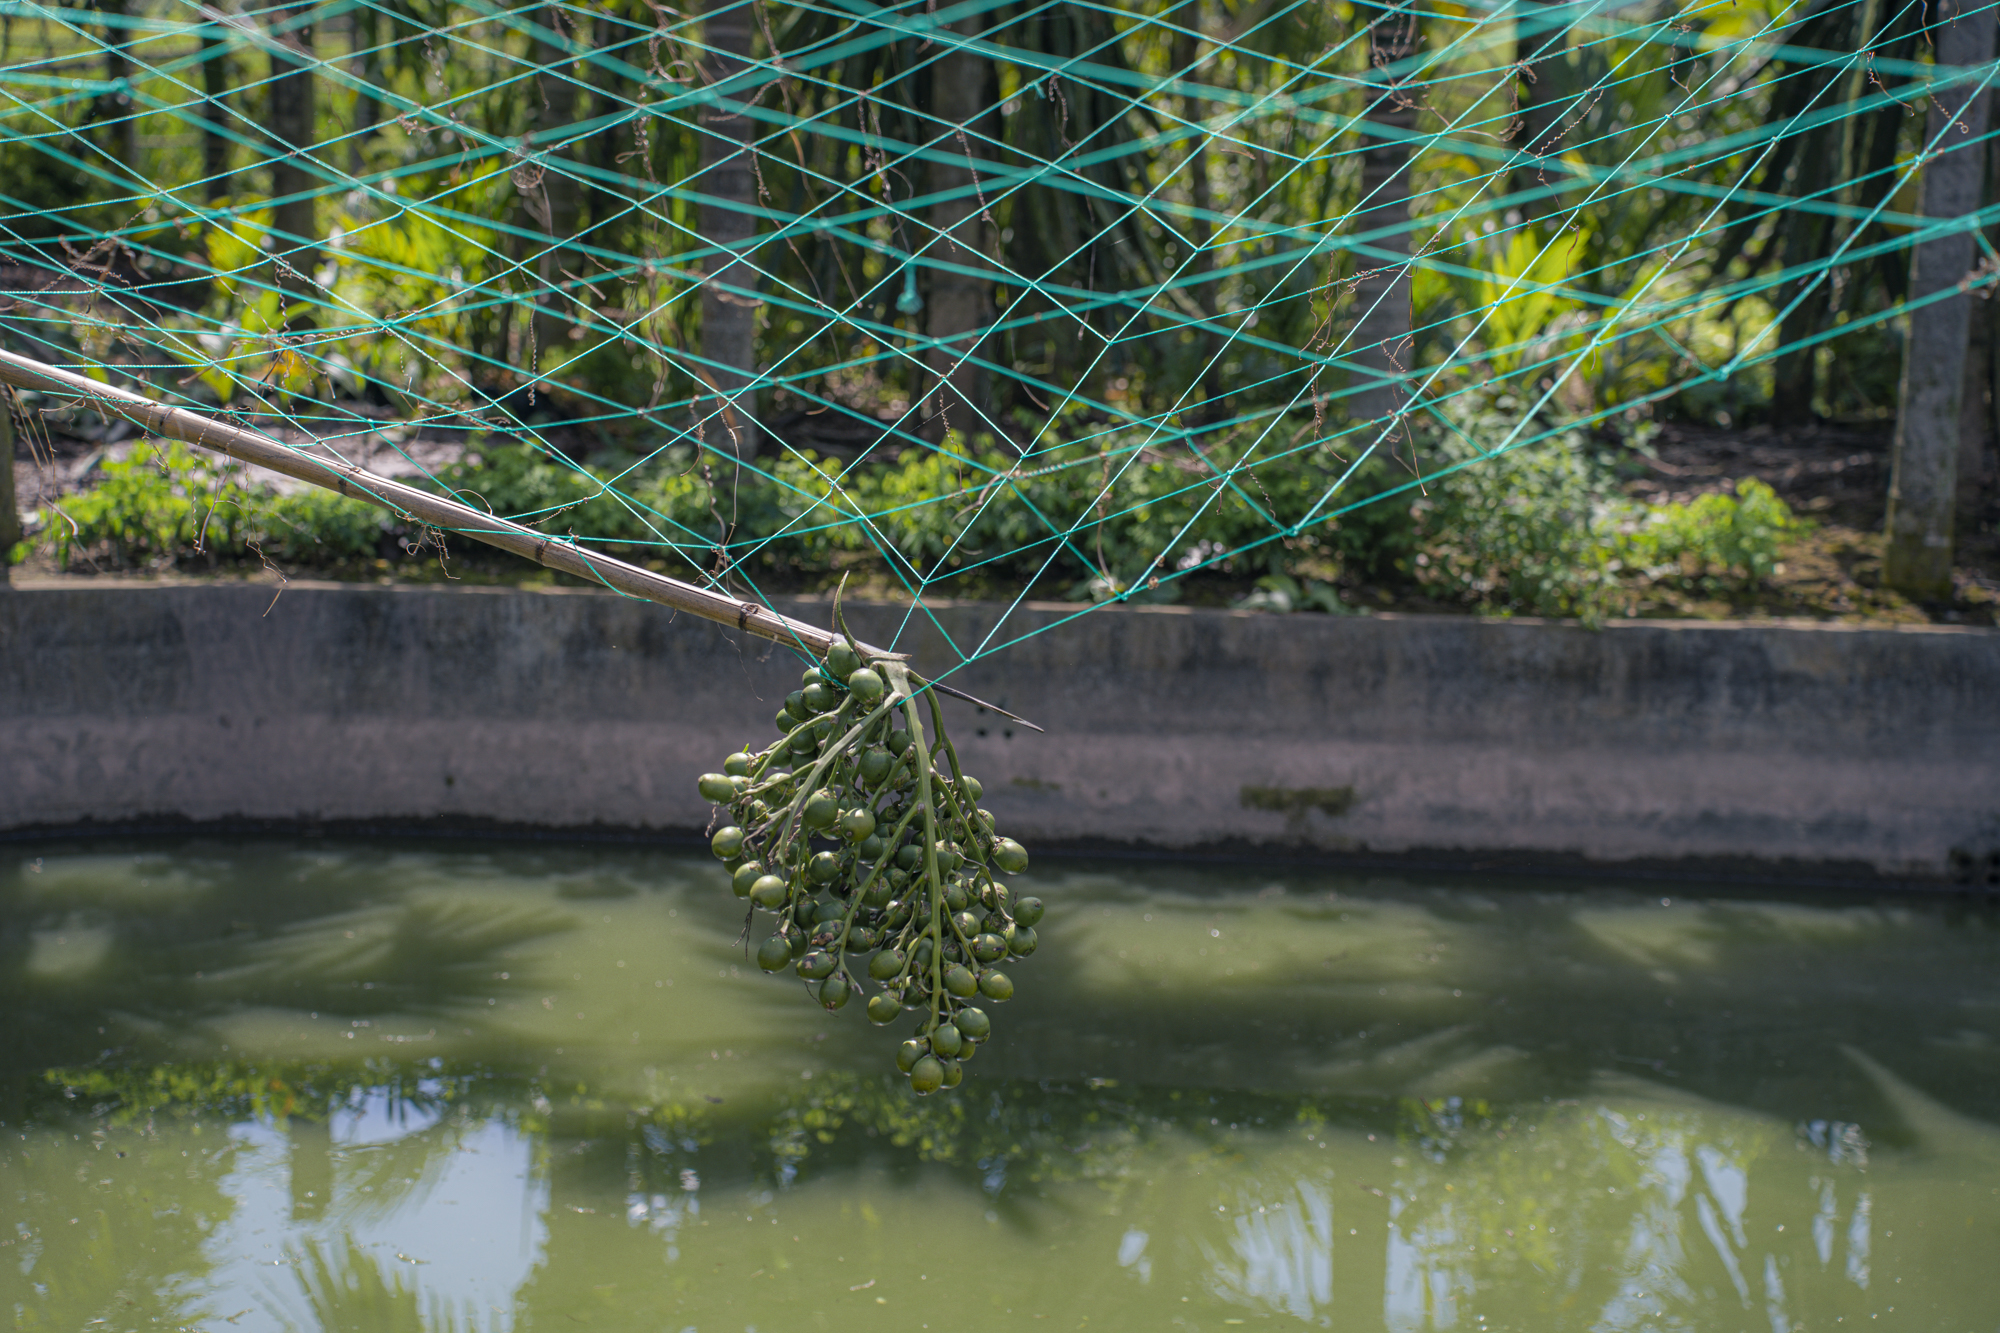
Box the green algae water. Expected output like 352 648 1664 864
4 842 1998 1333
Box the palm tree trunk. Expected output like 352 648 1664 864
0 392 18 586
1172 6 1224 426
266 2 318 329
95 0 138 173
923 17 999 443
696 0 762 458
1885 0 1994 597
349 3 378 179
530 6 586 370
201 23 232 200
1349 2 1421 429
1511 0 1565 220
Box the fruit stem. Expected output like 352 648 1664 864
888 663 945 1038
768 696 892 861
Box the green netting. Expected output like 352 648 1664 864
3 0 1995 674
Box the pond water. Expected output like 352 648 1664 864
3 841 1997 1333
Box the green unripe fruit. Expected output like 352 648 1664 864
909 1055 944 1095
951 910 981 938
861 878 894 908
983 884 1011 915
944 964 978 998
979 970 1015 1001
942 1061 963 1089
802 667 827 690
960 775 983 802
930 1023 963 1057
803 790 841 830
731 862 765 898
814 899 846 924
802 682 836 714
992 839 1029 874
937 841 965 873
749 875 788 909
790 932 810 959
857 834 886 862
785 690 809 720
866 992 901 1025
838 807 877 842
792 898 818 928
846 668 884 703
776 709 797 734
848 925 880 951
858 748 893 784
798 949 837 981
944 882 970 912
827 643 862 679
818 975 851 1010
954 1006 991 1041
1008 926 1038 957
973 932 1007 963
895 844 924 871
724 752 755 777
897 1038 927 1073
789 733 819 758
869 949 905 981
886 728 913 756
697 772 735 803
711 827 745 860
756 935 791 972
974 808 996 833
808 851 842 884
1012 896 1045 928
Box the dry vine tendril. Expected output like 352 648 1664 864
695 618 1038 1095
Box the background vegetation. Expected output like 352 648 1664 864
0 0 1989 621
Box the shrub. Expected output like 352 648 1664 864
1624 478 1798 587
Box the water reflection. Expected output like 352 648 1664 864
2 842 1998 1332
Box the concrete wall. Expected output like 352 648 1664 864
3 584 1996 881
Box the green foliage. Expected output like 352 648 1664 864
1402 401 1802 620
27 441 393 571
23 413 1799 621
1626 478 1799 587
1409 405 1626 620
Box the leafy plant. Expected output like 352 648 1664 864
1625 478 1799 587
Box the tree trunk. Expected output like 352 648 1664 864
1511 0 1563 220
696 0 762 459
1349 3 1421 429
923 18 999 444
1171 7 1224 426
0 391 17 586
1958 285 1992 529
95 0 138 172
530 7 586 369
1884 0 1994 597
266 3 318 329
349 3 378 179
1960 107 2000 532
201 23 232 200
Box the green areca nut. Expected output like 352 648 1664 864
697 625 1041 1091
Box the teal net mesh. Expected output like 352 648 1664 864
2 0 1994 671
